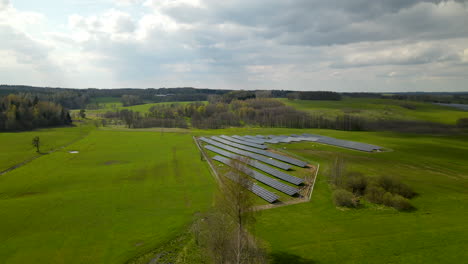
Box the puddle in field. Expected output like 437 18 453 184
68 151 79 154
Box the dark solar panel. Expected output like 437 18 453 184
213 155 299 196
260 150 308 167
236 135 268 144
205 145 303 185
220 135 267 149
212 136 268 154
224 171 279 203
301 133 382 152
210 136 307 167
199 137 292 170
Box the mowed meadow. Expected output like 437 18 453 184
0 128 215 263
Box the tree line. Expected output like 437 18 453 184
0 94 72 131
100 98 458 133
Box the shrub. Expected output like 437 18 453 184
393 183 416 199
345 172 368 195
365 184 386 204
377 175 415 198
382 192 394 207
392 195 414 211
333 189 358 208
457 118 468 128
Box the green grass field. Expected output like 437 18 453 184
254 130 468 263
0 128 215 264
1 97 468 264
81 97 206 117
281 98 468 125
0 125 93 172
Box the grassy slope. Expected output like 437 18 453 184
0 125 93 172
281 98 468 125
253 130 468 263
0 129 215 264
82 97 206 116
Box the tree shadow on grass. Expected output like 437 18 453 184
270 251 317 264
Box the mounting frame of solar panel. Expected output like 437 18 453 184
205 145 303 185
199 137 292 170
212 155 299 196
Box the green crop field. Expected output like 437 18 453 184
281 98 468 125
0 128 215 263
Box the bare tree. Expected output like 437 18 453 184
193 157 266 264
330 155 345 186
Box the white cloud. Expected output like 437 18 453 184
68 9 135 40
0 0 10 10
114 0 142 6
332 41 463 68
144 0 203 10
1 0 468 91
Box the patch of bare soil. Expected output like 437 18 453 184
103 160 127 165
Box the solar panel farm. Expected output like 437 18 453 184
1 94 468 264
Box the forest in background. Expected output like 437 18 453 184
0 94 72 131
2 85 467 110
1 85 467 132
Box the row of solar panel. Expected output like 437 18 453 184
243 133 383 152
301 133 382 152
232 135 266 145
215 136 308 167
219 135 266 149
212 155 299 196
199 137 292 170
205 145 303 185
224 171 279 203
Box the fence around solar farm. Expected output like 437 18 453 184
198 137 312 203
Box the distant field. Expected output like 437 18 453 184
0 129 215 264
0 125 93 172
281 98 468 125
81 97 206 117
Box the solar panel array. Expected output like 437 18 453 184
248 159 303 185
232 135 267 145
301 133 382 152
205 145 303 185
220 135 267 149
215 136 308 167
212 136 269 154
224 171 279 203
199 137 292 170
258 133 382 152
212 155 299 196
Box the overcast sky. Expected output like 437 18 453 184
1 0 467 91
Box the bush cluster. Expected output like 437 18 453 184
333 189 359 208
336 172 416 211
